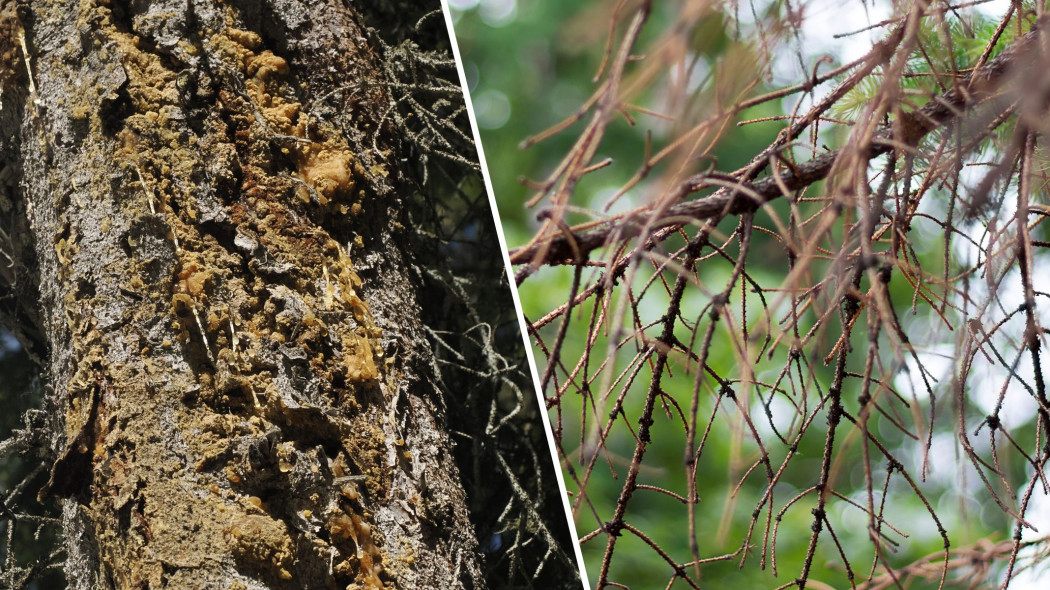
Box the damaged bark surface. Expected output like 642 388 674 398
1 0 485 587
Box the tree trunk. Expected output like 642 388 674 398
0 0 488 587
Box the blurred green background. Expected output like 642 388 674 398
448 0 1049 588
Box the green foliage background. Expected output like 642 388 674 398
450 1 1050 588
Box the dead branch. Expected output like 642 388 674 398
510 18 1049 269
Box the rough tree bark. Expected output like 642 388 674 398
0 0 489 587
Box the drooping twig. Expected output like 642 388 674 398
510 19 1049 268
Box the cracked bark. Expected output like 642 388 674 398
1 0 486 588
